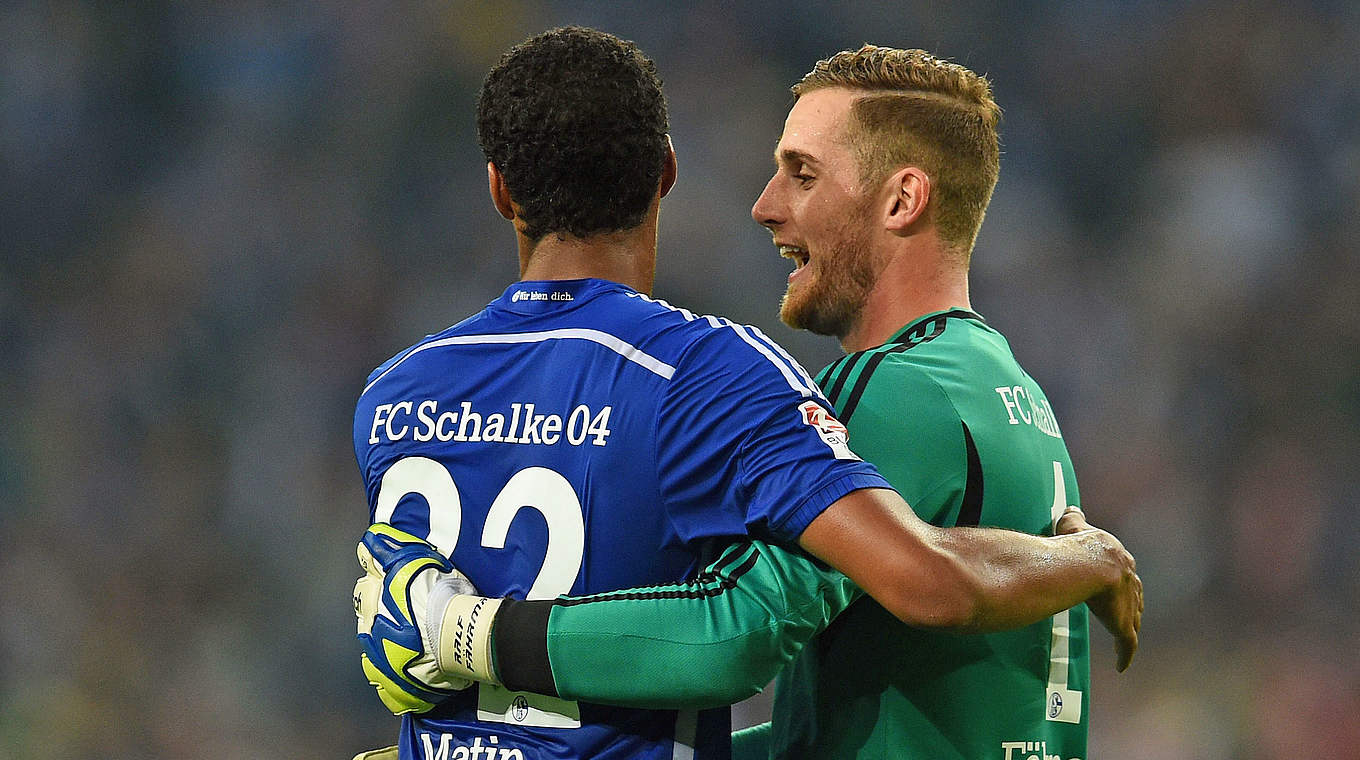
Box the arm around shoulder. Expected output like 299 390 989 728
798 487 1142 648
493 541 862 708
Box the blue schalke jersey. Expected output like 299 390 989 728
353 278 887 760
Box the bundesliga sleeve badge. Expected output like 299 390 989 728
797 401 861 461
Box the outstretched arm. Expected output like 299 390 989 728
799 488 1142 670
352 528 860 712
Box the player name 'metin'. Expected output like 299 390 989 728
368 399 614 447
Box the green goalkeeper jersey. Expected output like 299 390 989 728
490 309 1090 759
766 309 1090 760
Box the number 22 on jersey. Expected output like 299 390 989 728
374 456 584 728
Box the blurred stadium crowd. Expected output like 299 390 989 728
2 2 1357 758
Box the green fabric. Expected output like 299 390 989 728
767 311 1090 759
545 541 861 709
730 722 771 760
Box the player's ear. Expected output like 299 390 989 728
659 135 678 198
884 166 930 235
487 162 515 221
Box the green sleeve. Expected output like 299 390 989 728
730 722 771 760
491 541 862 709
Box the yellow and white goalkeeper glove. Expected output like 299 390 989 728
354 523 504 714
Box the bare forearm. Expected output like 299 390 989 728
927 524 1118 632
799 488 1127 633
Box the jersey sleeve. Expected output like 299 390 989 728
491 541 863 709
836 360 968 526
654 327 890 544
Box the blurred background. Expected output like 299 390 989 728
3 1 1357 757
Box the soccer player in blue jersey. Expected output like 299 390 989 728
350 28 1141 760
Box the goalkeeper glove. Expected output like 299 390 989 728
353 523 503 714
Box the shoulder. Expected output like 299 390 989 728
358 334 446 398
355 303 503 401
630 293 823 399
818 342 953 423
818 314 1005 420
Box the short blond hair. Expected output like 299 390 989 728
793 46 1001 255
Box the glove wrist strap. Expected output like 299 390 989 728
435 595 503 685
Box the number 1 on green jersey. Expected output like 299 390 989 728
1046 461 1083 724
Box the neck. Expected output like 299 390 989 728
838 241 971 353
517 209 659 295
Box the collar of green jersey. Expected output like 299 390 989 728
885 308 985 346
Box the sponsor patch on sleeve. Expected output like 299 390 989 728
797 400 861 461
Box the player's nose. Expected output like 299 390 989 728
751 175 783 229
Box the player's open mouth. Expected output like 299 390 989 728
778 244 810 270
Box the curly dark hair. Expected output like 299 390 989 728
476 27 670 242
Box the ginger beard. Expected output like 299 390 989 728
778 192 882 339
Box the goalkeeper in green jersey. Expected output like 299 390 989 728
354 45 1142 760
